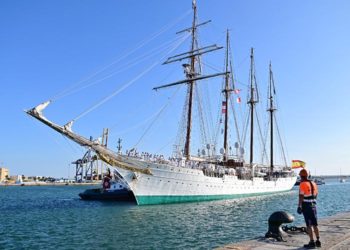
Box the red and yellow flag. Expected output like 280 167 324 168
292 160 306 169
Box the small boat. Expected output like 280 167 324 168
79 173 135 202
339 169 346 183
79 187 135 201
294 177 325 186
313 178 325 185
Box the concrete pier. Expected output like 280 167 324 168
217 211 350 250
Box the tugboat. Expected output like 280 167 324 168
79 169 135 202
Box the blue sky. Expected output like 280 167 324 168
1 0 350 177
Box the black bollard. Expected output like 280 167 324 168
265 211 294 241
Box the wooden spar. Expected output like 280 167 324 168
164 44 217 62
176 20 211 34
268 62 276 173
223 30 231 162
153 72 229 91
163 45 223 64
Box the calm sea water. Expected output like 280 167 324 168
1 180 349 249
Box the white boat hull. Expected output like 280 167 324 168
115 160 297 205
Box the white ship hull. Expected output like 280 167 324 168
25 109 296 205
115 158 297 205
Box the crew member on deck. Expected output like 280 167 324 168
103 168 112 189
297 169 321 249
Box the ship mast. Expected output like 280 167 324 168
223 30 231 162
248 48 258 166
268 62 276 173
183 0 198 160
153 0 227 160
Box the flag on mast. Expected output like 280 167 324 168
292 160 306 169
222 101 227 114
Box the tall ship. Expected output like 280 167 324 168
26 1 296 205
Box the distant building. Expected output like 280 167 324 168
10 175 23 184
0 167 9 182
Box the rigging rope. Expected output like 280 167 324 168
241 100 250 152
255 108 269 165
262 114 270 164
194 82 210 148
228 45 243 149
274 113 288 167
229 95 241 146
30 115 84 155
213 97 221 150
197 59 223 151
200 79 216 148
155 135 177 156
100 63 181 140
72 33 190 122
54 38 185 100
133 86 182 149
174 86 190 154
50 9 192 101
108 107 167 137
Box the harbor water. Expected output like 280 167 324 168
1 180 349 249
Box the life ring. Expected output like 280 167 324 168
103 177 111 189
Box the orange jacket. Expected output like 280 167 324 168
299 180 318 202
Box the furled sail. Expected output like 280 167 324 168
26 102 152 175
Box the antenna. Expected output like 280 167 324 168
117 138 122 154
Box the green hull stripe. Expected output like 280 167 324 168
135 191 288 205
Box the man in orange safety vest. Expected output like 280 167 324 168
297 169 321 249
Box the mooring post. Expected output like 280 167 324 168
265 211 294 241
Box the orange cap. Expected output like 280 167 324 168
299 169 308 177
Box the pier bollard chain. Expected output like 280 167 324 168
282 225 307 233
265 211 294 242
